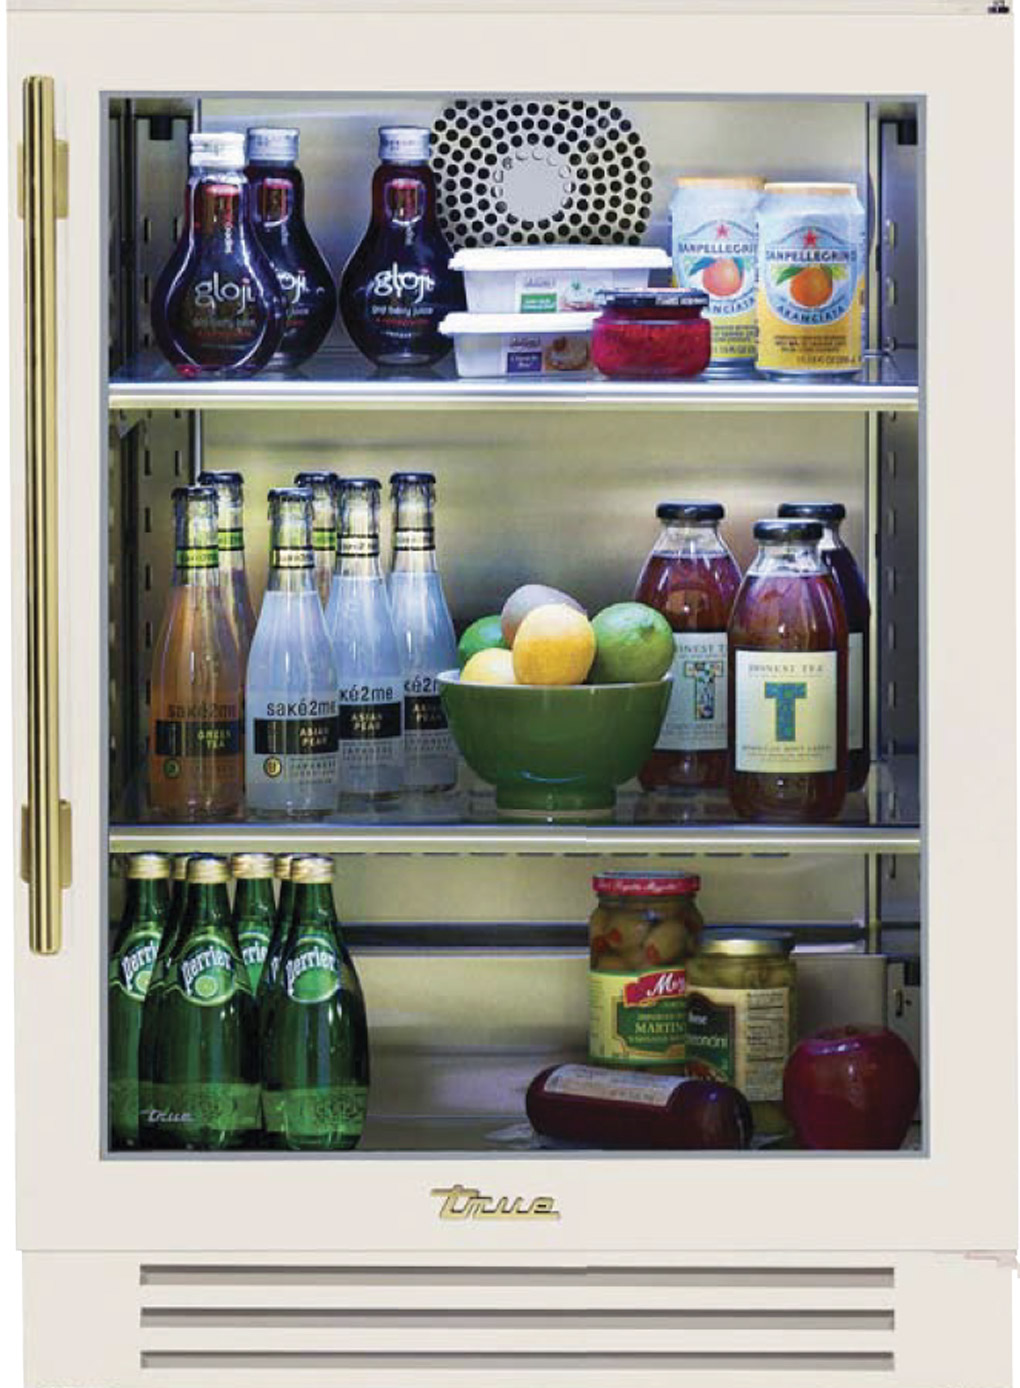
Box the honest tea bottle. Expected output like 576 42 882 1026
246 126 337 369
246 488 339 818
778 501 870 791
139 854 259 1150
388 471 459 793
198 470 258 673
261 855 369 1151
295 470 339 607
728 519 848 822
230 852 277 994
109 853 171 1150
152 131 286 376
326 479 404 800
635 502 742 792
148 486 244 821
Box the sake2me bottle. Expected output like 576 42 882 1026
152 131 286 376
246 126 337 369
245 488 339 818
198 470 258 673
295 470 339 608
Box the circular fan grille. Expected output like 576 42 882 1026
431 98 653 249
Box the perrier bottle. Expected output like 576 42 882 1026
258 853 298 1011
140 854 259 1150
230 852 276 993
262 855 369 1150
109 853 170 1150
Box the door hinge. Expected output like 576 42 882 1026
20 800 73 889
17 139 69 220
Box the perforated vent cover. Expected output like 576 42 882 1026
431 98 653 249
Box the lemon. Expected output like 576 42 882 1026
458 615 507 668
512 604 596 686
461 648 518 685
590 603 674 684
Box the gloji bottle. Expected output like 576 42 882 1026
246 127 337 369
635 502 742 791
778 501 871 791
339 126 464 367
728 519 848 822
152 131 286 376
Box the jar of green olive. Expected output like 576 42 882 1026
589 871 703 1073
686 929 797 1135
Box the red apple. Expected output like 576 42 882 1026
783 1025 920 1151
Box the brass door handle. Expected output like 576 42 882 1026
21 75 71 955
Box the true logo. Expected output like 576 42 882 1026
430 1185 560 1221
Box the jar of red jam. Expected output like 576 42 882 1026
591 289 711 380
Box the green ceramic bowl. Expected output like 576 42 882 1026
439 670 671 819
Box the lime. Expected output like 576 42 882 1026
458 615 508 668
193 974 219 1000
590 603 674 684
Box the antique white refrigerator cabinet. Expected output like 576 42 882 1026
7 0 1017 1384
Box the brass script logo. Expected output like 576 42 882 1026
430 1184 561 1221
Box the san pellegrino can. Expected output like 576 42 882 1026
261 855 370 1150
109 853 170 1149
139 854 259 1150
230 852 277 993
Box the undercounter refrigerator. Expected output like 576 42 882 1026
7 0 1017 1384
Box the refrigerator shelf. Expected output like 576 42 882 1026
108 346 920 414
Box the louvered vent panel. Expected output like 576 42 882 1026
139 1263 896 1383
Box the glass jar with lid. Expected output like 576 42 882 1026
686 929 797 1135
589 871 703 1074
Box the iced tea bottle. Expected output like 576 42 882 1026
152 132 286 376
778 501 870 791
728 519 848 822
149 486 244 820
246 127 337 369
635 503 741 791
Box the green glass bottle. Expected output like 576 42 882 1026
258 853 298 1008
109 853 170 1150
262 854 369 1151
230 852 276 993
140 854 259 1151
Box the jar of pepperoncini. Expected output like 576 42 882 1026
589 871 703 1074
686 929 797 1135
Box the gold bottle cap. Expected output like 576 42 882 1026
274 853 297 881
230 852 276 880
172 854 193 881
291 855 334 885
674 175 764 190
127 852 171 880
697 929 794 958
187 854 230 885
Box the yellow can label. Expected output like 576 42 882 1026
757 218 864 373
589 967 687 1067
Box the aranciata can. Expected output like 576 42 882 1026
756 182 866 378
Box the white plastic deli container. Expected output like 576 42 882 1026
440 311 598 377
449 246 670 314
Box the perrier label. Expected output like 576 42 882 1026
230 852 276 994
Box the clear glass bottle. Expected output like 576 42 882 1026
728 519 848 822
148 486 244 821
635 502 742 792
326 479 405 800
198 470 258 671
778 501 871 791
388 471 459 793
151 131 286 376
339 126 464 367
245 488 339 818
294 470 339 607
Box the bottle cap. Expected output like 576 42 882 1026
127 852 171 880
246 126 299 164
198 470 244 493
753 518 824 544
292 855 335 885
390 471 437 488
777 502 847 524
172 854 192 882
187 854 230 885
697 929 795 958
189 131 246 171
656 501 724 523
274 854 297 881
379 126 431 164
230 852 276 880
593 870 701 897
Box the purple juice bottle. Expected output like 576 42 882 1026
152 132 286 377
339 127 464 367
246 127 337 370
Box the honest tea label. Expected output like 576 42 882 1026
848 631 864 753
589 968 687 1067
656 631 728 752
687 986 791 1102
735 649 837 774
544 1064 689 1109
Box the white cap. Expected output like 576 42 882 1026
379 126 431 164
190 131 246 171
246 126 299 164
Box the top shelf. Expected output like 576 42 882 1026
109 346 920 414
